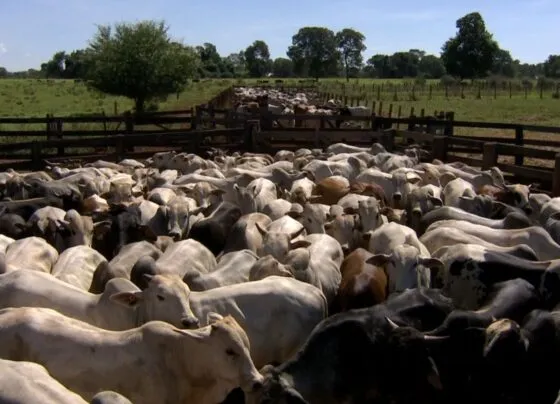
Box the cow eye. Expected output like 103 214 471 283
157 295 165 301
226 348 237 357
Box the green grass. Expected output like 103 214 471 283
2 77 560 142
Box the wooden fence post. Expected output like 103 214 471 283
55 118 63 157
553 153 560 197
432 135 448 162
482 142 498 170
444 112 455 136
124 111 134 153
380 129 395 152
515 126 524 166
115 136 125 162
31 141 42 171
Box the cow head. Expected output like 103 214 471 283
109 273 199 330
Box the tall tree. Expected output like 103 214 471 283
544 55 560 78
491 49 516 77
287 27 339 78
64 50 90 79
40 51 67 78
335 28 366 82
441 12 500 78
224 52 246 77
85 20 199 113
0 67 8 78
418 55 446 78
364 54 392 78
272 58 294 77
244 40 272 78
196 43 224 77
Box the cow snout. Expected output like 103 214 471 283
393 193 402 201
181 316 200 329
169 229 182 241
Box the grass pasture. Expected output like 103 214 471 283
1 77 560 169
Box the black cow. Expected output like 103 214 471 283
91 208 157 260
249 300 449 404
188 201 242 256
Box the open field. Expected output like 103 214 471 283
1 77 560 146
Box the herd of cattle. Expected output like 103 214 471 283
232 87 370 128
1 139 560 403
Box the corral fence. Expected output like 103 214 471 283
2 118 560 195
2 84 560 193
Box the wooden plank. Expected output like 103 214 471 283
497 162 553 181
447 154 483 167
496 143 558 160
394 130 434 143
448 137 484 147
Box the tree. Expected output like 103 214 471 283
491 49 516 77
40 51 67 78
441 12 500 79
196 43 226 77
272 58 294 77
335 28 366 82
244 40 272 78
391 51 420 77
364 54 392 78
544 55 560 78
287 27 339 78
418 55 446 78
64 50 90 79
84 20 199 113
223 52 246 77
0 67 7 78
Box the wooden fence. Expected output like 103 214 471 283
1 121 560 195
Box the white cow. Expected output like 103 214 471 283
0 359 133 404
0 307 263 404
52 245 108 291
425 220 560 261
4 236 59 273
0 270 200 330
190 276 328 368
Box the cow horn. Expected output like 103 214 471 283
423 335 449 341
385 317 400 330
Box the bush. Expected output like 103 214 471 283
521 78 534 90
414 75 427 86
537 76 556 90
439 74 458 87
487 75 508 88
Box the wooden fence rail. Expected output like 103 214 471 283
1 123 560 195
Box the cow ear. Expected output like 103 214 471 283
207 312 224 325
417 257 444 270
141 225 158 242
286 210 301 219
290 240 312 249
93 220 112 236
109 291 144 307
428 196 443 207
366 254 392 267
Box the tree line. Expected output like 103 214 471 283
0 12 558 113
0 12 556 83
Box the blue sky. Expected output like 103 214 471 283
0 0 557 71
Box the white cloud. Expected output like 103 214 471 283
0 43 6 55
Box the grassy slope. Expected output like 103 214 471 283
1 77 560 139
1 77 559 168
